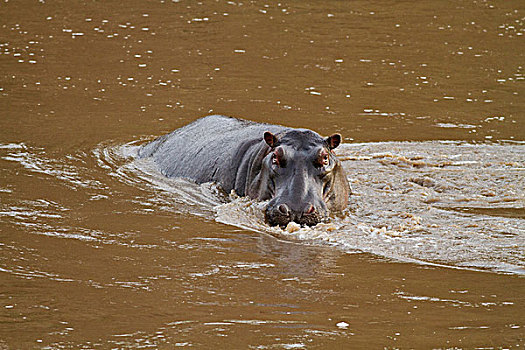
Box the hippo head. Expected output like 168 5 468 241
253 129 349 227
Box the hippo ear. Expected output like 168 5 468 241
264 131 278 147
326 133 341 150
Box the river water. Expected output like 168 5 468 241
1 0 524 348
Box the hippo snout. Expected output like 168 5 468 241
265 201 325 227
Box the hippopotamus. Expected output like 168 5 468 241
139 115 350 227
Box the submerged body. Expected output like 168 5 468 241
139 115 350 226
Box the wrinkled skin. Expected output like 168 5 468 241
139 115 350 227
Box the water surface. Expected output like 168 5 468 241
1 0 524 348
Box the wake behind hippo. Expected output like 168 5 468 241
139 115 350 226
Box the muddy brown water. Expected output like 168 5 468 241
1 0 524 348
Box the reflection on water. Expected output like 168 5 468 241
1 0 524 348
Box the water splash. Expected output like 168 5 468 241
1 141 523 274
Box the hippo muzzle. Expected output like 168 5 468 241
265 198 328 227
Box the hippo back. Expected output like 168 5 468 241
139 115 286 194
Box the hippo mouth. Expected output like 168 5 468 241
264 203 325 228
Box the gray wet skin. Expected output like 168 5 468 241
139 115 350 227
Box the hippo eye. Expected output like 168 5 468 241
271 148 285 167
317 150 330 168
271 153 279 166
322 154 329 166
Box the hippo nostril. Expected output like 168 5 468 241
304 204 315 215
278 204 290 216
